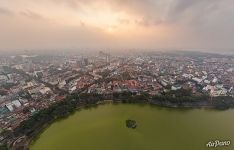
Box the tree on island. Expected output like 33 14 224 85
126 119 137 129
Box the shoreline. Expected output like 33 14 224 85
9 97 233 150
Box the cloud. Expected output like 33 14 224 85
0 0 234 52
166 0 221 23
20 10 44 20
171 0 202 14
80 20 86 27
0 7 14 16
118 18 130 25
47 0 229 27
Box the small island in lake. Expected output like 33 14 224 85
126 119 137 129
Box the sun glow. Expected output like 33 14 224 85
33 2 169 37
106 26 115 33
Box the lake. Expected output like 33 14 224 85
30 103 234 150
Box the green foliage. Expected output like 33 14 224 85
121 72 132 80
14 93 106 137
152 89 209 105
0 144 8 150
212 96 234 110
1 83 17 90
113 91 149 103
126 119 137 129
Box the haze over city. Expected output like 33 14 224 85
0 0 234 54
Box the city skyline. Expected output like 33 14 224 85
0 0 234 53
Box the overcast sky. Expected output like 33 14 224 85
0 0 234 53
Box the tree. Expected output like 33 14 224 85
0 144 8 150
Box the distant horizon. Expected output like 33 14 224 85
0 48 234 56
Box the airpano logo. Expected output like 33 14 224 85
206 140 231 148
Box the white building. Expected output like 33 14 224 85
12 100 21 108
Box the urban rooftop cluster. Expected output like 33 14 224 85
0 51 233 132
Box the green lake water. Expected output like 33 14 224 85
30 103 234 150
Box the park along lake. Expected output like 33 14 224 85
30 103 234 150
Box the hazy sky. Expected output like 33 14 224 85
0 0 234 52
